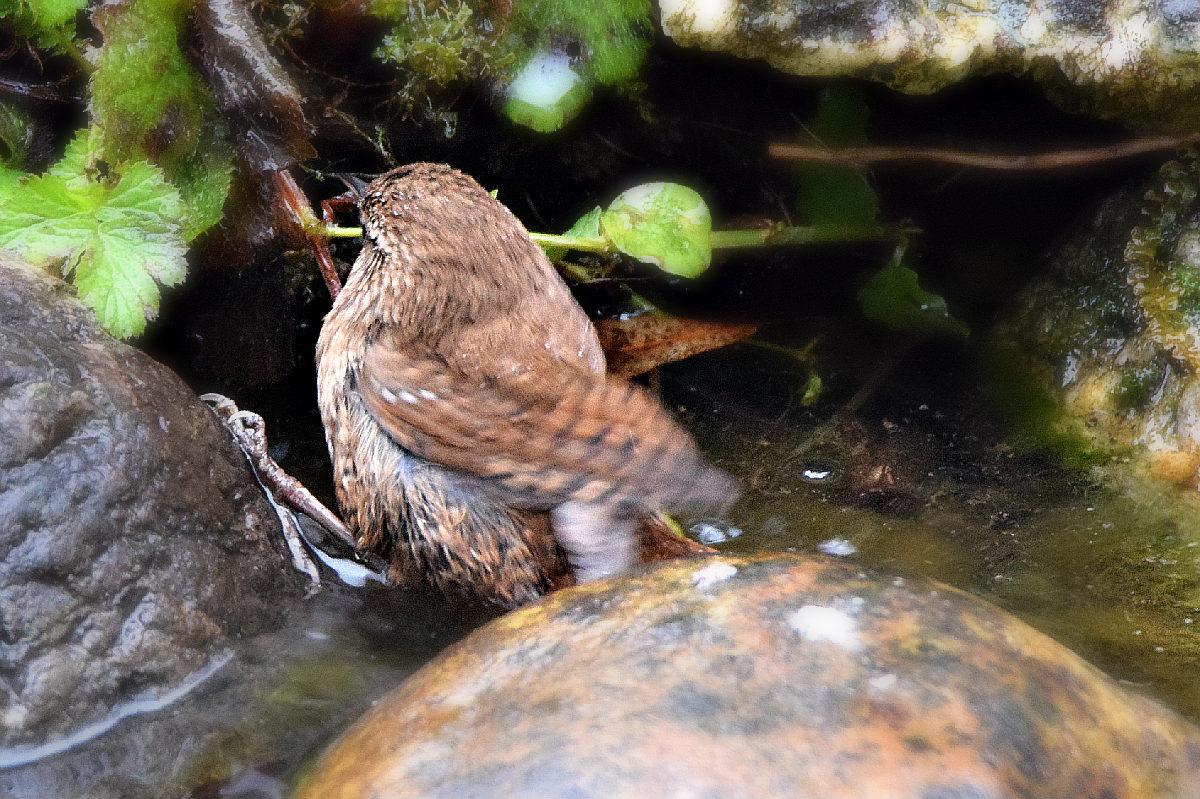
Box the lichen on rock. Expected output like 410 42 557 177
659 0 1200 128
991 153 1200 485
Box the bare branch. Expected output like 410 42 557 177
769 134 1200 171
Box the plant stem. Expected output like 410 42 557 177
528 232 610 253
321 225 363 238
311 222 908 253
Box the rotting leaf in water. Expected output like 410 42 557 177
594 310 758 378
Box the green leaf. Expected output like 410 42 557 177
0 135 187 338
796 164 878 230
809 85 871 149
858 257 969 339
544 206 602 261
600 182 712 278
504 53 592 133
795 85 878 229
90 0 233 239
0 101 36 167
26 0 87 27
800 372 823 406
0 164 25 196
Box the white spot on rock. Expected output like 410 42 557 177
691 560 737 589
660 0 738 38
817 537 857 557
869 672 897 691
788 605 862 651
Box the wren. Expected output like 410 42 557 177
316 163 737 607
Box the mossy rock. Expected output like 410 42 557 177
299 554 1200 798
660 0 1200 129
991 155 1200 486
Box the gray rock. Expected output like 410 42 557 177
0 253 305 772
660 0 1200 127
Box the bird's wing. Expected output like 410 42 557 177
357 336 737 513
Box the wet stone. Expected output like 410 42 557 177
659 0 1200 127
991 155 1200 486
0 253 307 795
300 553 1200 799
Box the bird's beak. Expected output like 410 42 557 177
337 174 371 199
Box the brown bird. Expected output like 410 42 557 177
316 163 737 607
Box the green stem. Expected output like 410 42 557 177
317 224 363 239
556 260 596 283
744 338 818 362
314 224 910 252
528 232 611 253
554 261 659 312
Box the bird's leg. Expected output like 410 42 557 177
550 501 638 583
202 393 365 583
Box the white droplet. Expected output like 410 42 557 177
801 465 832 482
507 52 582 109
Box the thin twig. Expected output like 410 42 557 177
768 134 1200 171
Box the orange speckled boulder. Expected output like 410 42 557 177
299 554 1200 799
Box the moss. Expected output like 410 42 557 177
982 343 1113 469
501 0 652 87
366 0 507 128
358 0 654 132
1112 363 1165 413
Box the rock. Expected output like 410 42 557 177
0 253 307 783
299 553 1200 799
659 0 1200 128
989 155 1200 485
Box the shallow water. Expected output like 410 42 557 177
11 330 1200 797
669 339 1200 723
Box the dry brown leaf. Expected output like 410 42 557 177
595 311 758 378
